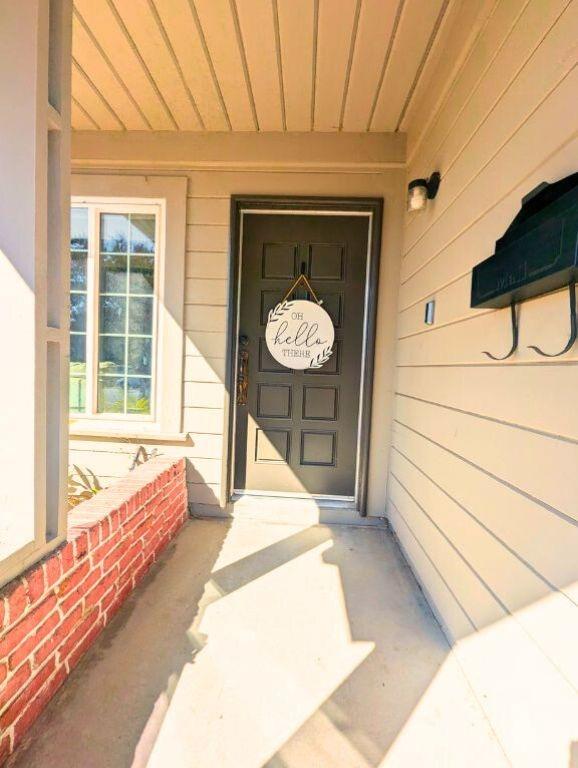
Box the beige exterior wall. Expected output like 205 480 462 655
388 2 578 765
70 132 406 518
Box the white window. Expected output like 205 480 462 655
70 176 187 439
70 203 160 419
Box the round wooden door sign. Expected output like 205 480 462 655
265 299 334 370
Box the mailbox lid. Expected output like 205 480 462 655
471 174 578 309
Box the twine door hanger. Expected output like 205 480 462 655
266 270 334 370
280 272 324 305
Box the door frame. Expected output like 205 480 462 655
222 195 383 516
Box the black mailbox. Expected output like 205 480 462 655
471 172 578 309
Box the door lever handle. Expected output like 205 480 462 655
236 335 249 405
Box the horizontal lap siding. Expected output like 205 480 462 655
389 1 578 765
395 365 578 441
71 166 404 517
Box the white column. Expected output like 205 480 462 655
0 0 72 584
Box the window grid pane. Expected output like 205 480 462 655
97 212 155 416
69 207 88 414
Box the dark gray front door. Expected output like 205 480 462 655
234 213 369 498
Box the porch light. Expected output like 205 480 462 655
407 172 441 212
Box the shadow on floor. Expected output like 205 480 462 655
266 528 447 767
222 524 453 768
9 519 503 768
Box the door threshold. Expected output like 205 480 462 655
232 491 355 508
199 493 385 527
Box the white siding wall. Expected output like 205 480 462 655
70 158 405 517
388 1 578 765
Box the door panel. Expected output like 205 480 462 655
234 213 369 497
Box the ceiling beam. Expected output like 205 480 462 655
71 130 407 172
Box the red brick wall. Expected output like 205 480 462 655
0 456 188 763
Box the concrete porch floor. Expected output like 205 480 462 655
9 518 507 768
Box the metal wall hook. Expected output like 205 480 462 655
482 301 519 360
527 282 577 357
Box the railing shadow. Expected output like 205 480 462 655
263 526 452 767
9 517 504 768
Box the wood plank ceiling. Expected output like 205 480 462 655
71 0 450 132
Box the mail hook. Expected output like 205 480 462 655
482 300 519 360
527 282 577 358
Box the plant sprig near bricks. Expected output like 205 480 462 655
0 457 188 762
67 464 102 509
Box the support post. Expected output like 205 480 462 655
0 0 72 584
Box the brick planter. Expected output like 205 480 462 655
0 456 188 763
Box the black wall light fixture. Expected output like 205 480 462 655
471 172 578 359
407 172 441 213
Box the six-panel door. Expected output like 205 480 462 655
234 213 369 498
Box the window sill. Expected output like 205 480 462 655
69 424 190 442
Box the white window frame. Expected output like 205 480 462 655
71 201 161 424
70 175 187 440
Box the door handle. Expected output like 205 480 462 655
236 335 249 405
